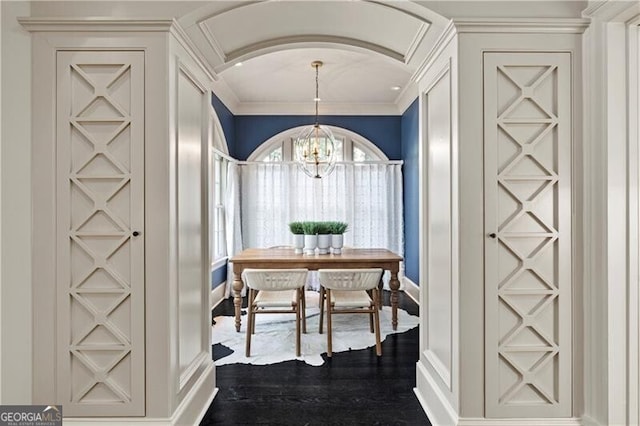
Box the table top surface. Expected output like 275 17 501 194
231 247 402 264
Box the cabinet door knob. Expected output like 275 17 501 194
132 231 140 237
489 233 496 239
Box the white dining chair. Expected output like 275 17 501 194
318 268 384 357
242 268 309 357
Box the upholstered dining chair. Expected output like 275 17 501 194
242 268 309 357
318 268 384 357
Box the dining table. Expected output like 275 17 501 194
229 247 404 332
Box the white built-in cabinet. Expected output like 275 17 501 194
483 52 572 418
415 22 582 425
24 20 216 424
55 50 146 416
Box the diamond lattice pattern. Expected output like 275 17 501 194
495 65 560 406
67 63 134 404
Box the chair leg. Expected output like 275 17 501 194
318 287 325 334
301 287 307 334
378 278 384 310
326 289 333 357
295 291 301 357
373 290 382 356
245 289 255 357
369 311 374 333
251 290 257 335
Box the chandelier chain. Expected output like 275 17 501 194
314 63 319 126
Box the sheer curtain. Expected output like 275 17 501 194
224 162 243 297
241 161 403 258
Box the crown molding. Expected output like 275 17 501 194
451 17 590 34
582 1 609 17
232 101 402 116
396 81 418 114
210 80 241 113
411 20 457 83
582 0 640 21
18 17 175 32
169 21 218 82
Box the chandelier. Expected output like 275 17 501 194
294 61 337 179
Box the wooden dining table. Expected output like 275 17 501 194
230 247 404 332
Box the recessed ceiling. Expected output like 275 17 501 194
219 48 412 113
178 1 444 115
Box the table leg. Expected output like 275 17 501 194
377 277 384 310
389 270 400 331
233 271 244 332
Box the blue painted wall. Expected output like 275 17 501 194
234 115 402 160
401 99 420 285
211 93 235 155
211 265 227 290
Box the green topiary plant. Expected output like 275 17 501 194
301 221 318 235
329 221 349 234
288 221 304 235
316 221 332 235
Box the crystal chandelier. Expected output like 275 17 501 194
294 61 336 179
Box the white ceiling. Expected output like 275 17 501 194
178 1 448 115
28 1 588 115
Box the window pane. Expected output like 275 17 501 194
353 142 379 161
332 137 344 161
263 146 283 162
211 154 227 262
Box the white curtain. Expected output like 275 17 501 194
225 162 244 297
241 161 403 256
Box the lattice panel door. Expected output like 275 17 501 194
483 52 572 418
56 51 145 416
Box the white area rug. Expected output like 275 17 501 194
212 292 419 366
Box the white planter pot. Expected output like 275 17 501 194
331 234 344 254
293 234 304 254
317 234 331 255
303 234 317 255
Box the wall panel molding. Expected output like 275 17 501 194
424 62 454 392
453 18 589 34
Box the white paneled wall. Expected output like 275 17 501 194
425 63 454 391
416 20 584 426
415 28 460 425
23 20 216 424
174 58 211 393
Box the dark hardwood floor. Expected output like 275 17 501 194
200 291 431 426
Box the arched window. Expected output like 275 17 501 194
247 126 388 163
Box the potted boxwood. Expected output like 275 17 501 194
316 221 332 255
301 221 318 255
288 221 304 254
329 221 348 254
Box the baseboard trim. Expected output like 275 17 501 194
458 418 582 426
173 362 217 426
414 361 458 426
581 415 602 426
403 277 419 305
63 363 217 425
210 282 226 310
